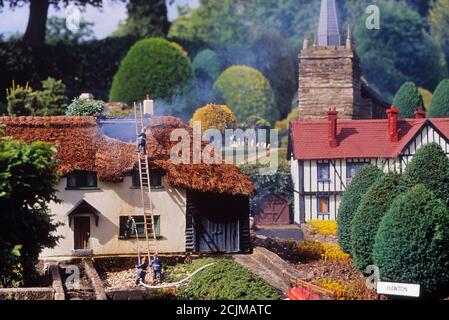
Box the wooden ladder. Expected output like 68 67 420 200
133 102 158 260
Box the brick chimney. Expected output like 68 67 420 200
414 108 426 119
386 106 399 142
328 108 338 147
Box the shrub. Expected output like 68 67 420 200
373 184 449 297
65 98 104 116
418 87 432 110
297 241 350 264
213 65 279 124
109 38 193 105
392 81 424 118
6 81 42 116
428 79 449 117
240 115 271 130
189 104 236 132
337 165 382 253
308 220 337 236
192 49 223 82
179 259 281 300
404 142 449 208
316 278 356 300
35 77 68 116
351 172 406 271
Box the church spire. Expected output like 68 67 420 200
317 0 341 46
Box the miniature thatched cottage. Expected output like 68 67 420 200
0 116 254 256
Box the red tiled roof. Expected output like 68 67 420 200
290 118 449 160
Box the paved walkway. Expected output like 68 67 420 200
255 224 304 242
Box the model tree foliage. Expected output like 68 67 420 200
109 38 193 105
114 0 170 38
392 82 424 118
404 142 449 208
213 65 279 124
351 172 406 271
189 103 236 132
337 165 382 254
0 133 61 286
428 79 449 118
430 0 449 70
373 184 449 298
46 16 94 44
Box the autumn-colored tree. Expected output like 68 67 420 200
189 103 236 132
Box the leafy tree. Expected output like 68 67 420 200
65 97 103 116
189 103 236 132
0 0 112 46
192 49 223 82
392 81 424 118
36 77 68 115
428 79 449 118
250 32 296 119
0 136 61 286
404 142 449 208
337 165 382 254
351 172 406 271
179 259 281 300
353 0 445 98
6 81 42 116
109 38 193 105
114 0 170 38
373 184 449 298
240 115 271 130
168 0 250 49
213 65 279 124
46 16 94 44
430 0 449 70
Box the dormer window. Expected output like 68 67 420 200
132 169 164 189
67 171 98 189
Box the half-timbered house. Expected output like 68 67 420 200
289 106 449 222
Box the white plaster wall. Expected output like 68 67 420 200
40 176 186 257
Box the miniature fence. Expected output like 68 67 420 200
287 279 334 300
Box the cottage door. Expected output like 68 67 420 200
197 215 240 253
74 216 90 250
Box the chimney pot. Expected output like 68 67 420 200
386 106 399 142
414 108 426 119
328 108 338 147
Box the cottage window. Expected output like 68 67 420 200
317 197 330 214
347 162 370 180
317 163 330 182
66 171 97 189
119 215 161 239
132 169 164 188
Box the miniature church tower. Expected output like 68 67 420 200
298 0 363 120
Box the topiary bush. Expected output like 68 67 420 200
213 65 279 124
428 79 449 118
373 184 449 298
392 81 424 118
35 77 68 116
192 49 223 82
189 103 236 132
404 142 449 208
109 38 193 105
65 98 104 116
351 172 406 271
337 165 382 254
178 259 281 300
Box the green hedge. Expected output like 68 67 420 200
351 172 406 271
392 81 424 118
179 259 281 300
109 38 193 105
373 184 449 297
213 65 279 124
404 142 449 208
428 79 449 118
337 165 382 254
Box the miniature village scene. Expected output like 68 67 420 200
1 0 449 302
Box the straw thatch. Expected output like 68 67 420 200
0 116 254 196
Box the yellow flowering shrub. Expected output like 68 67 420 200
316 278 358 300
298 241 350 264
189 104 237 132
308 220 337 235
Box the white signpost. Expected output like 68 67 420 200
377 281 420 298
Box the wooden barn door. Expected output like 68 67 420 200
255 194 290 225
74 217 90 250
197 215 239 253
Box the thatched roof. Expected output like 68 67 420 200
0 116 254 196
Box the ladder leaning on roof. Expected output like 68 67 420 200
133 101 158 262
